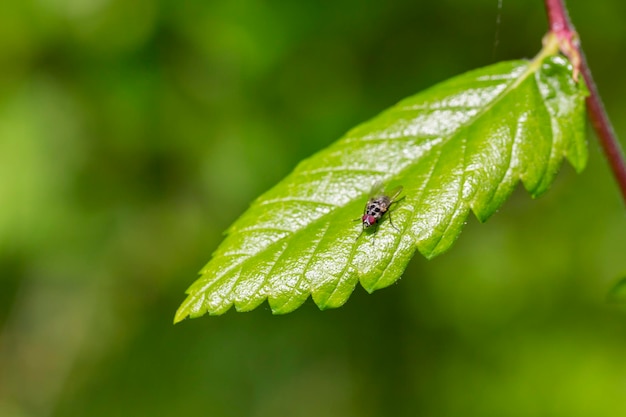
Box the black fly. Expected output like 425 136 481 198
356 184 403 240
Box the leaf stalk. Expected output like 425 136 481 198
544 0 626 205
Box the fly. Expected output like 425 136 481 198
356 184 404 240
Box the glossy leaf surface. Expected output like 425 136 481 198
175 54 587 322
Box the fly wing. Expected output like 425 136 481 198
386 185 403 202
368 181 385 198
367 182 403 200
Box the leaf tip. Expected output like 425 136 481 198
268 296 307 315
174 292 210 322
174 295 192 324
173 306 189 324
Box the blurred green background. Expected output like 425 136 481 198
1 0 626 416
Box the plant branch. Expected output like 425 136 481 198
544 0 626 204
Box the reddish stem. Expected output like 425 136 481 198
544 0 626 204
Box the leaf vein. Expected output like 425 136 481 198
490 116 519 203
300 167 389 177
429 135 469 252
259 198 337 208
343 135 433 144
366 222 408 290
234 241 290 308
279 221 332 309
236 226 294 235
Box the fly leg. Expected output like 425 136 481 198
387 210 400 232
355 224 365 241
386 196 405 232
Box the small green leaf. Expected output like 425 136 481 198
175 54 587 322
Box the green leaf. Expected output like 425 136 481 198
175 54 587 322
